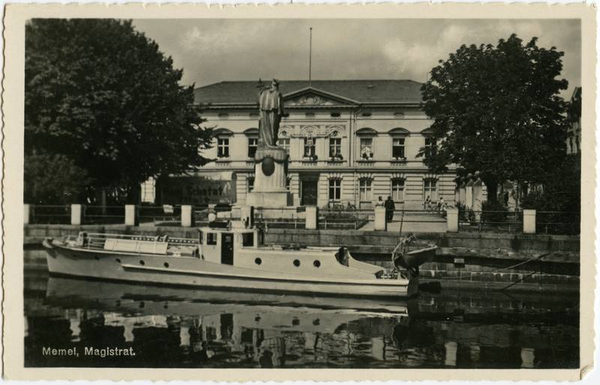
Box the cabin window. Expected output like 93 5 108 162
242 233 254 247
293 259 301 267
255 258 262 265
313 260 321 268
207 233 218 245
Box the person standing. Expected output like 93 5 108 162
385 196 395 223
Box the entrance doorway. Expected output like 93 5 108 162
301 175 319 206
221 233 234 265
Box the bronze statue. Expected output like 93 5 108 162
257 79 284 148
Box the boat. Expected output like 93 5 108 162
42 224 435 299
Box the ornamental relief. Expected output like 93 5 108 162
279 124 347 138
286 94 336 106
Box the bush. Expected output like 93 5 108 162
481 200 509 224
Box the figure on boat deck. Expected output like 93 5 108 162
257 79 284 148
392 234 419 275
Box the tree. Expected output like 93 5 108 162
420 34 569 202
24 151 92 204
25 19 212 204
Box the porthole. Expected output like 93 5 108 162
139 301 145 308
115 258 121 263
255 258 262 265
313 319 321 326
94 256 100 261
313 260 321 268
139 260 145 266
292 318 300 326
164 262 170 268
293 259 301 267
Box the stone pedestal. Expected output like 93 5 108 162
523 209 536 234
71 204 83 225
446 207 459 233
24 204 31 225
305 206 318 229
374 206 387 231
246 146 292 207
125 204 137 226
181 205 194 227
465 186 473 209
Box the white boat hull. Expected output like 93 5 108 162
44 240 418 299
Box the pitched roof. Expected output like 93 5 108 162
194 80 424 105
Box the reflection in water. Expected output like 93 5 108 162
24 263 579 368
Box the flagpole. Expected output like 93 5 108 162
309 27 313 85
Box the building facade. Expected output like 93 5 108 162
161 80 457 210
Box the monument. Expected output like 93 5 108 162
246 79 292 207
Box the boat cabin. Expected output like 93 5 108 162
197 226 384 279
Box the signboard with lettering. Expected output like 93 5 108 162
161 175 235 206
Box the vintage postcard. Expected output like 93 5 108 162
2 3 596 382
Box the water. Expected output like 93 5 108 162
24 248 579 369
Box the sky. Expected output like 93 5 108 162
132 19 581 96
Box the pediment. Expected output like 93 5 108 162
284 87 358 107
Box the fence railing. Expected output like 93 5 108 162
537 211 580 235
83 205 126 225
25 203 580 236
138 205 181 226
254 207 306 229
458 210 524 233
319 208 371 230
29 205 71 224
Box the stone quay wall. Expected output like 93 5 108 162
24 224 579 291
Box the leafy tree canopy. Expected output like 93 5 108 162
25 19 212 203
420 34 570 200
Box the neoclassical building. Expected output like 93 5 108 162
159 80 457 210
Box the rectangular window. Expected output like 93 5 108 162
217 138 230 158
277 138 290 153
304 138 316 158
359 179 372 201
424 137 436 157
247 176 255 192
242 233 254 247
423 179 438 201
392 138 405 159
328 179 341 201
248 137 258 158
360 138 373 160
392 179 405 201
207 233 217 245
329 138 342 158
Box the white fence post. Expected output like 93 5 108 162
306 206 318 230
125 205 137 226
446 207 459 233
71 204 83 225
24 204 31 225
523 209 536 234
374 206 387 231
181 205 194 227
